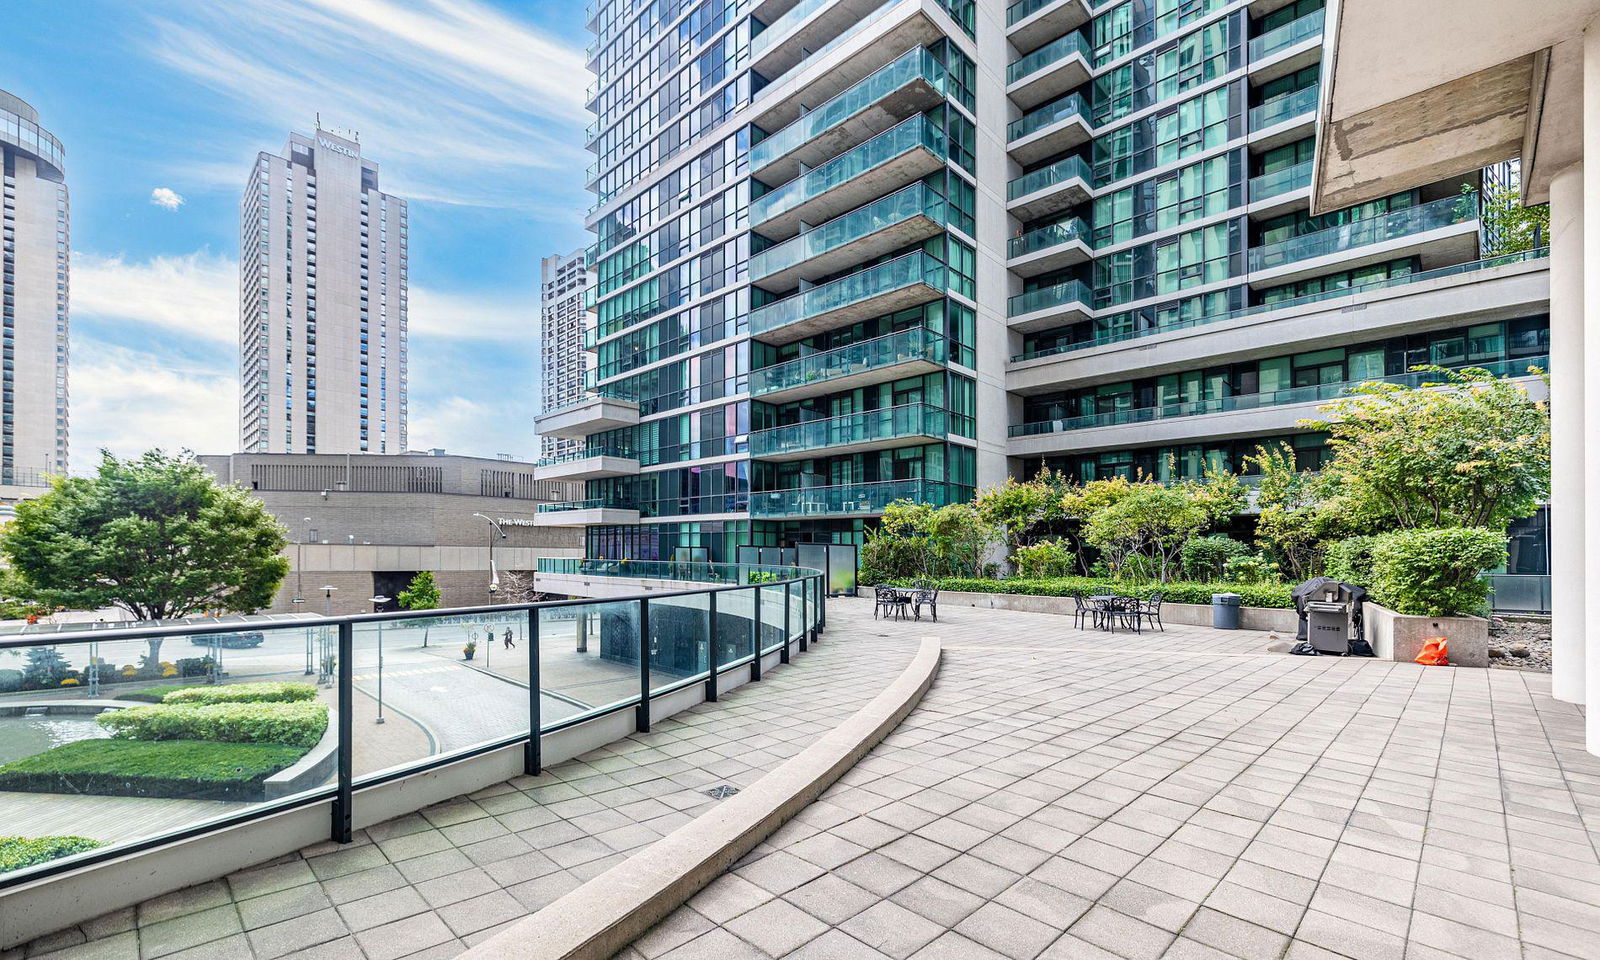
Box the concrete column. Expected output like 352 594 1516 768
1549 163 1585 706
1583 21 1600 754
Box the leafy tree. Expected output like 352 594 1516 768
1 451 289 663
1473 181 1549 256
1245 442 1352 582
1082 484 1212 583
975 470 1069 552
398 571 442 647
862 500 1002 581
22 646 69 687
1306 365 1549 531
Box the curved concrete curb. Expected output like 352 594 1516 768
462 635 942 960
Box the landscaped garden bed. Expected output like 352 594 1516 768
0 835 102 873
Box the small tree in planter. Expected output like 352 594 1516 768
397 571 441 647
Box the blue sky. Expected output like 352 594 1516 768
7 0 593 469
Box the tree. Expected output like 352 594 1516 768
1082 484 1211 583
498 570 550 604
975 470 1069 552
1245 442 1354 582
1474 180 1549 256
1305 365 1550 531
397 571 442 647
0 450 289 667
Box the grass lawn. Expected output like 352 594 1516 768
0 835 102 874
0 739 308 801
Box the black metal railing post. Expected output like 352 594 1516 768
750 586 762 682
817 575 826 635
333 621 354 844
637 598 651 732
780 583 792 664
525 608 541 776
799 579 808 652
705 591 719 703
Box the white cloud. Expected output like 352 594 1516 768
70 341 237 466
143 0 589 209
407 286 536 341
406 394 533 461
149 187 185 210
73 251 236 343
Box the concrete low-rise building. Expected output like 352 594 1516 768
199 452 584 615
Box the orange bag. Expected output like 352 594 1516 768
1415 638 1449 666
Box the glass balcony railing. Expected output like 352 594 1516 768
1008 154 1093 201
751 49 947 171
1010 248 1550 363
1009 93 1089 142
750 0 830 58
1249 84 1319 131
750 183 948 281
1248 161 1313 202
750 252 948 337
1007 0 1077 27
1008 217 1092 260
750 402 950 457
751 115 946 226
541 390 639 416
1007 31 1090 84
535 445 636 467
1009 356 1549 437
750 478 967 518
1009 278 1093 318
1249 9 1324 61
536 498 637 513
1250 194 1476 271
750 327 948 397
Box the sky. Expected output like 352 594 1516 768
5 0 593 471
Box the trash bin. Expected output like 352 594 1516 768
1212 593 1242 630
1305 600 1350 654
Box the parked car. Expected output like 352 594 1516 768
191 631 264 649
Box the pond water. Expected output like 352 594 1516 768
0 715 111 765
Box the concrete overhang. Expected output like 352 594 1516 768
533 455 641 482
1312 0 1600 212
751 351 946 405
532 506 641 528
533 397 641 438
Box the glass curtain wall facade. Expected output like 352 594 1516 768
567 0 1551 561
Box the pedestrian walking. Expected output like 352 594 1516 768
503 627 515 650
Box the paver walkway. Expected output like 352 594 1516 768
6 600 919 960
629 603 1600 960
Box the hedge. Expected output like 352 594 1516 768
0 835 103 873
162 682 318 705
881 576 1295 609
98 701 329 748
0 740 307 801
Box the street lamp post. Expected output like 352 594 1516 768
470 513 508 606
371 595 390 724
320 586 338 686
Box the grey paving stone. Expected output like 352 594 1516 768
354 912 457 960
723 898 828 957
136 904 242 960
839 900 945 959
244 907 349 960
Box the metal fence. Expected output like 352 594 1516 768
0 563 825 888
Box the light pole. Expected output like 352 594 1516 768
320 585 338 686
371 595 390 724
471 513 508 606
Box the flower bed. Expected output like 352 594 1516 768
0 835 102 873
881 577 1294 608
0 740 308 801
97 701 328 748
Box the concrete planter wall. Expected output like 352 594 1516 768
1363 601 1489 667
933 590 1299 632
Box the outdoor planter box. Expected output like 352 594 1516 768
1363 601 1489 667
932 590 1299 633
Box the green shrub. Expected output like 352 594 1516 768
0 669 22 693
0 740 306 801
1323 535 1382 587
1221 554 1279 585
1181 535 1249 580
1013 539 1077 579
162 682 317 705
1369 527 1507 617
98 701 328 748
881 576 1294 609
0 835 103 873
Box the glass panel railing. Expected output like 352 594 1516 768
1009 278 1093 318
750 327 948 396
750 402 949 457
750 479 967 517
536 498 637 513
1009 92 1088 142
1008 154 1093 200
1007 31 1090 84
535 558 813 584
751 49 946 170
750 252 947 337
1007 0 1073 27
535 444 636 467
1250 194 1477 271
770 0 899 85
1249 9 1324 61
1248 161 1313 202
540 390 639 416
751 115 946 226
1249 84 1319 131
1008 217 1092 259
1009 356 1548 437
750 183 946 281
751 0 831 59
1011 248 1550 362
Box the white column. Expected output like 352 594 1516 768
1583 21 1600 755
1549 163 1585 706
